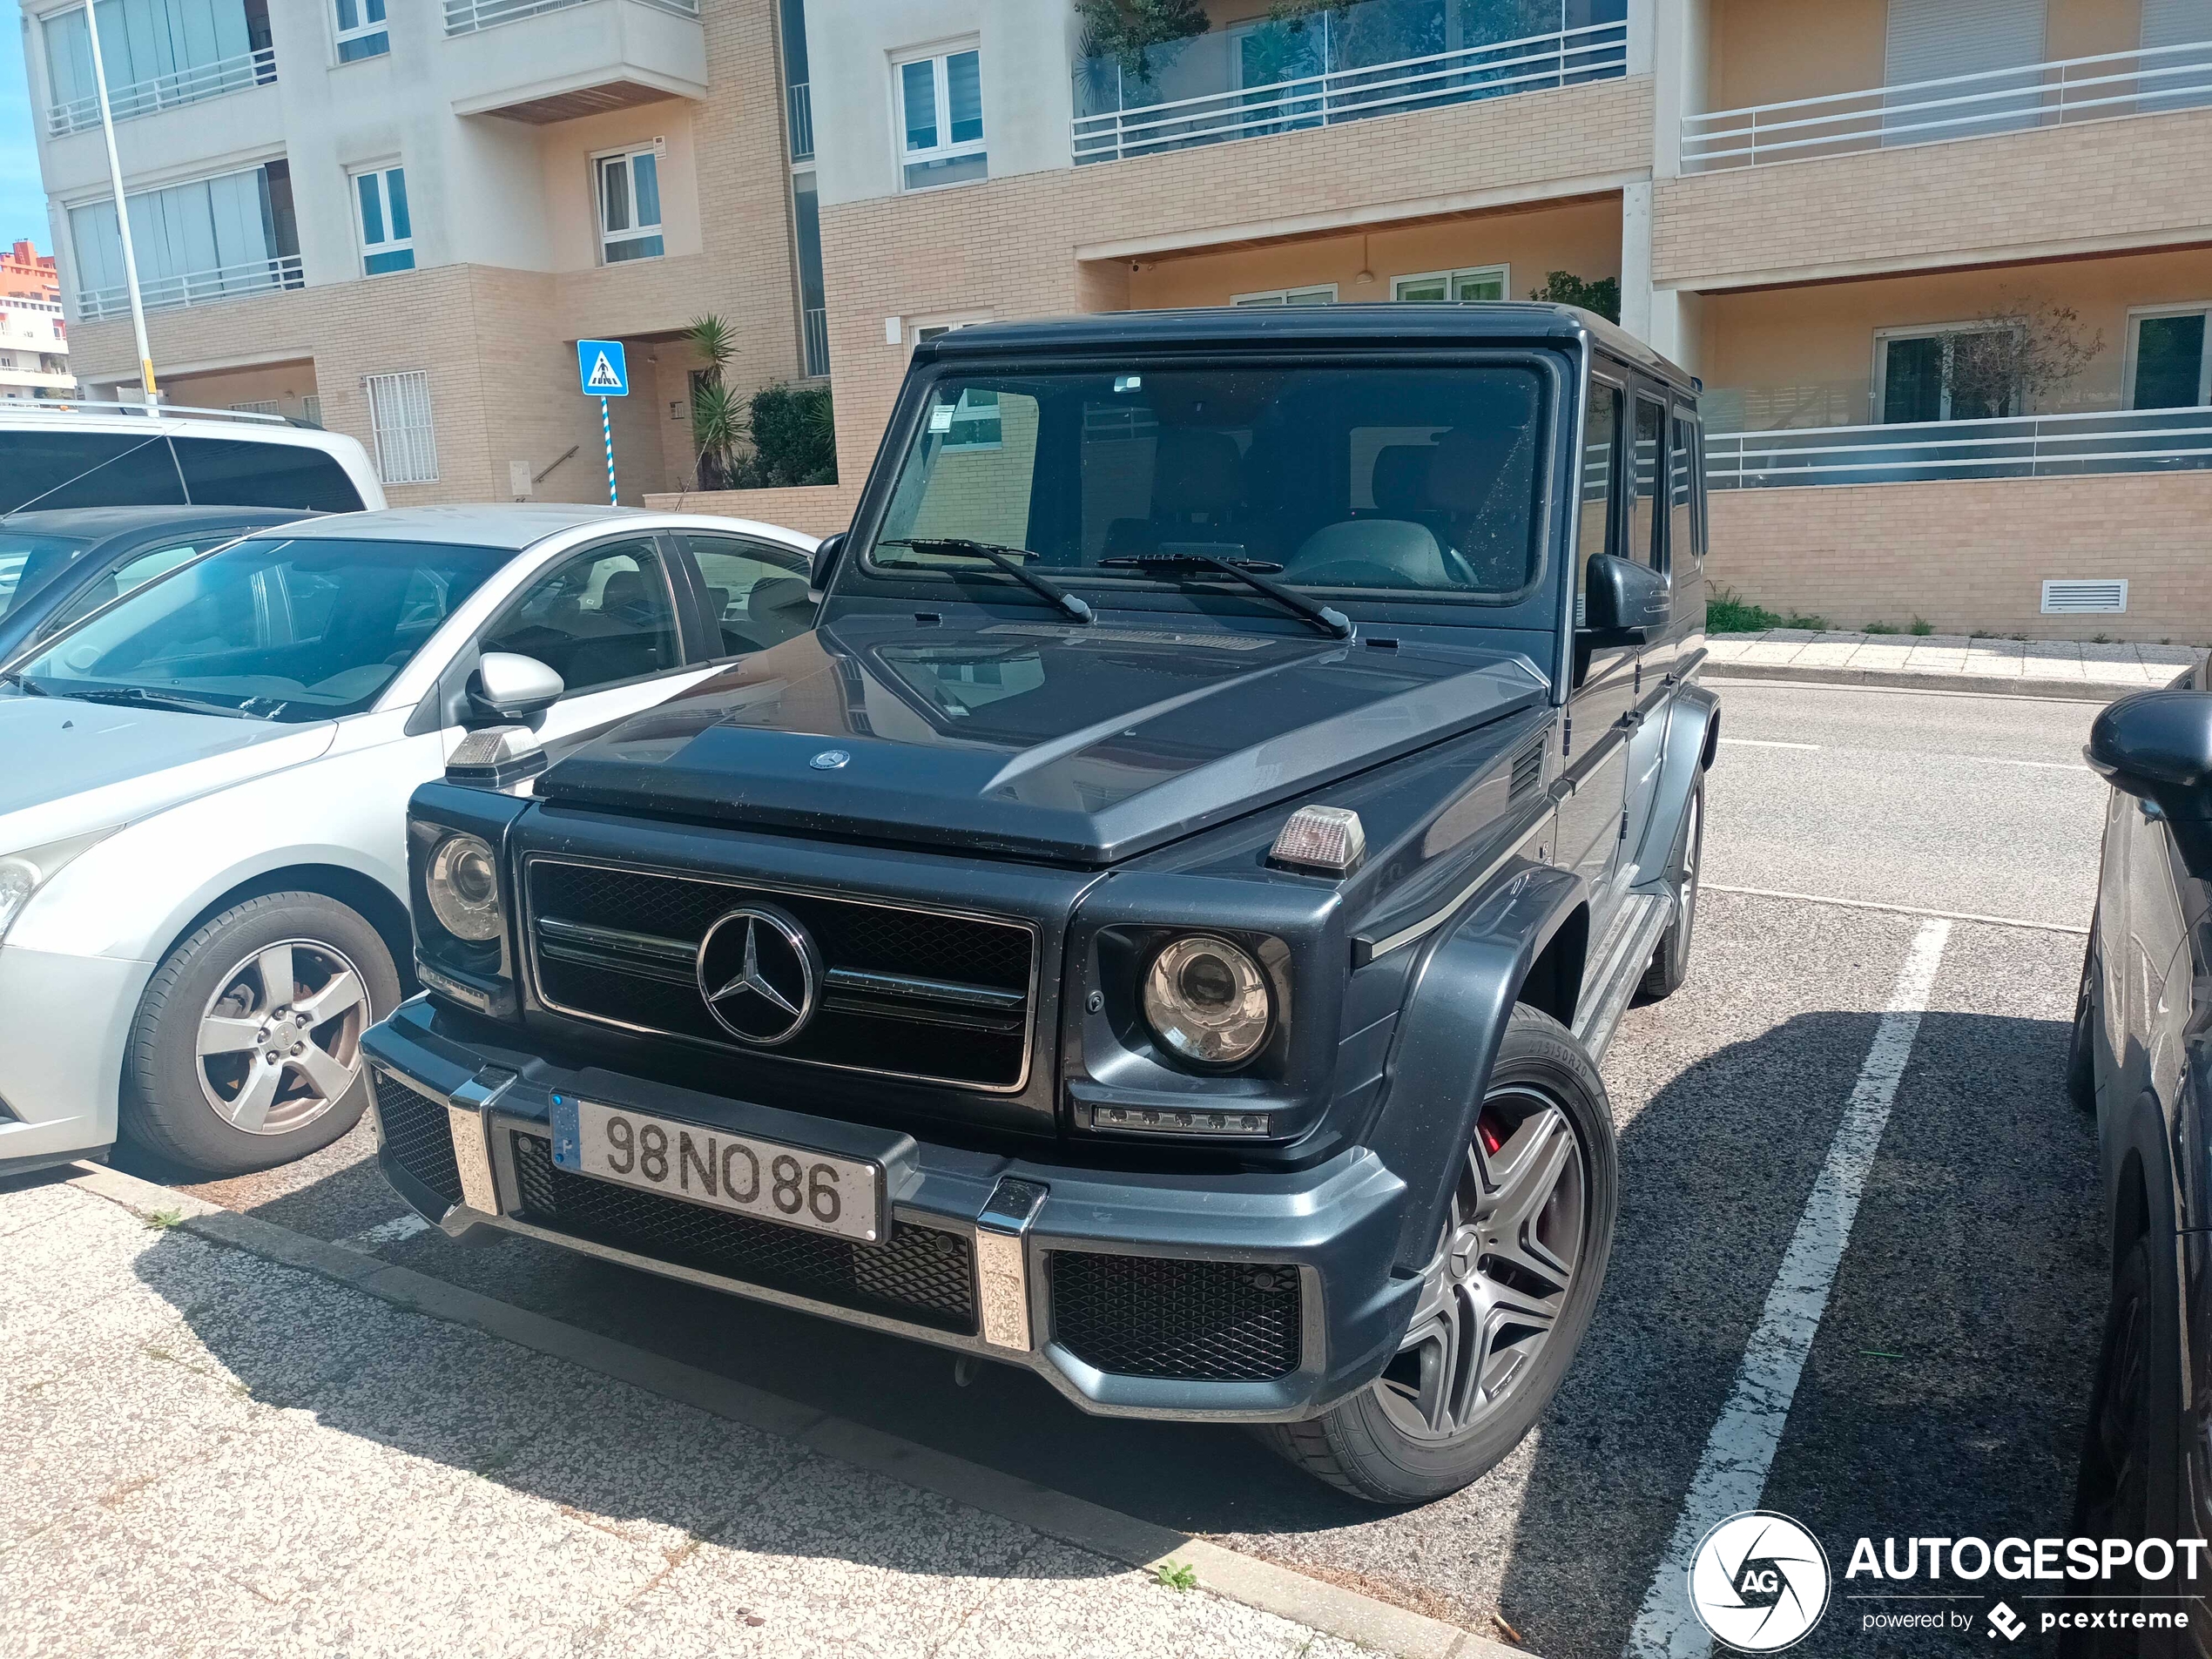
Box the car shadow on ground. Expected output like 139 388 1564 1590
117 1001 2102 1652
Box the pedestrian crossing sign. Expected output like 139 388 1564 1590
577 339 630 396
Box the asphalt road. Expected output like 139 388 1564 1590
148 678 2114 1658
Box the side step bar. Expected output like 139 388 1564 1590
1571 891 1673 1067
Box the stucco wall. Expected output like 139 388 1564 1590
1708 471 2212 643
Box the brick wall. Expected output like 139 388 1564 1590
1657 106 2212 287
1708 472 2212 643
641 482 861 536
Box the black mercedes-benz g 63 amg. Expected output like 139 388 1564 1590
362 303 1716 1503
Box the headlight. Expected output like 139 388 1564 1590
426 833 504 941
0 829 118 944
0 858 37 939
1142 934 1273 1067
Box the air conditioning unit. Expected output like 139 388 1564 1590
2040 578 2128 616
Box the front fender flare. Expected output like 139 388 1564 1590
1366 861 1589 1273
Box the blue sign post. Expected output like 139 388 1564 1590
576 340 629 506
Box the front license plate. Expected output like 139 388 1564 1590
549 1095 883 1244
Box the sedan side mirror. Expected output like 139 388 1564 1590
2087 690 2212 872
467 651 563 728
808 531 846 603
1581 553 1670 644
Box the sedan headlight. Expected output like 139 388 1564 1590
425 833 504 942
0 829 117 944
0 859 37 939
1142 934 1273 1067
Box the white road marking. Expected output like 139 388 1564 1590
1721 737 2085 772
1717 738 1821 751
1622 919 1951 1659
1705 883 2088 936
336 1212 431 1252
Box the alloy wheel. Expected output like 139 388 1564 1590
193 938 369 1136
1373 1085 1588 1440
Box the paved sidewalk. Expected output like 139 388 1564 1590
1704 631 2203 698
0 1173 1420 1659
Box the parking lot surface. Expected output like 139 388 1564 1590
149 678 2112 1656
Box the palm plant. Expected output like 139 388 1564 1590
685 314 742 488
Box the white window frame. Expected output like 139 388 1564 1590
2121 302 2212 410
350 164 414 277
1231 284 1338 307
365 368 438 484
893 42 985 192
1391 264 1510 303
593 143 665 265
333 0 388 62
1871 320 2026 421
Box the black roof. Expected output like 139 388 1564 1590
0 504 315 545
919 302 1687 383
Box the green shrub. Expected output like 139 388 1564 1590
1910 616 1933 636
1864 621 1899 635
1708 587 1781 632
724 381 838 489
1529 272 1621 324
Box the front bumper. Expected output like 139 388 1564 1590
0 944 149 1169
361 996 1417 1422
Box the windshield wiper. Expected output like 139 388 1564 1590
0 671 51 696
877 537 1095 625
1099 552 1352 640
48 685 263 719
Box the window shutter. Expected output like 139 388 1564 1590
2141 0 2207 49
1884 0 2047 86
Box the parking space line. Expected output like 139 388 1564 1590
1622 920 1951 1659
1705 883 2087 937
1717 738 1822 752
335 1211 432 1252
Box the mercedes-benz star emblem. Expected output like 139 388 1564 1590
695 906 819 1046
810 749 850 770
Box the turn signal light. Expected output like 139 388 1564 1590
1269 805 1365 873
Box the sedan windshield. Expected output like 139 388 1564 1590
8 536 508 721
867 362 1548 599
0 532 92 620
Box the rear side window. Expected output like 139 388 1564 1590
1630 394 1666 571
0 431 186 512
171 437 365 511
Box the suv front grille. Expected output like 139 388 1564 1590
509 1132 978 1334
1049 1252 1304 1382
371 1073 463 1208
525 859 1035 1090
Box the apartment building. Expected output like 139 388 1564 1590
792 0 2212 639
21 0 821 501
0 240 73 400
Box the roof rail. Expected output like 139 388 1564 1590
0 400 292 425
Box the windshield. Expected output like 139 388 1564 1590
0 532 92 620
865 362 1548 599
9 536 507 721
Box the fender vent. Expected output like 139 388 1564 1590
1509 741 1544 803
2040 578 2128 615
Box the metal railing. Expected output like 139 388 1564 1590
801 306 829 378
48 45 276 137
1684 37 2212 172
443 0 693 35
1707 406 2212 489
77 254 303 321
787 81 813 161
1073 16 1627 165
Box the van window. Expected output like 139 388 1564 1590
0 430 364 515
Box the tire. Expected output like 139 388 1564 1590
2064 1225 2185 1658
2066 935 2099 1116
1639 779 1705 1002
1258 1004 1619 1504
120 892 401 1177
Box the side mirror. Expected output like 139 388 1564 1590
2087 690 2212 872
467 651 563 728
1581 554 1670 644
808 531 846 603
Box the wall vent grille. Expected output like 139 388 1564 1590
2040 579 2128 616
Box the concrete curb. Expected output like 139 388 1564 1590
1703 661 2136 702
65 1161 1521 1659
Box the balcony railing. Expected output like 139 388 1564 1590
787 81 813 161
801 305 829 378
443 0 693 35
1707 406 2212 489
1684 37 2212 172
48 46 276 138
1073 5 1627 165
78 254 303 321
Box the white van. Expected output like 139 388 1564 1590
0 403 386 516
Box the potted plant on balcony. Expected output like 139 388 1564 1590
1076 0 1210 107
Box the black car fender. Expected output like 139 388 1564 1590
1363 860 1589 1273
1628 678 1719 886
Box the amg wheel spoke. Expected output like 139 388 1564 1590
225 1063 281 1132
195 1016 264 1057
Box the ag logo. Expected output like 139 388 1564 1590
695 906 819 1046
1688 1511 1831 1652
